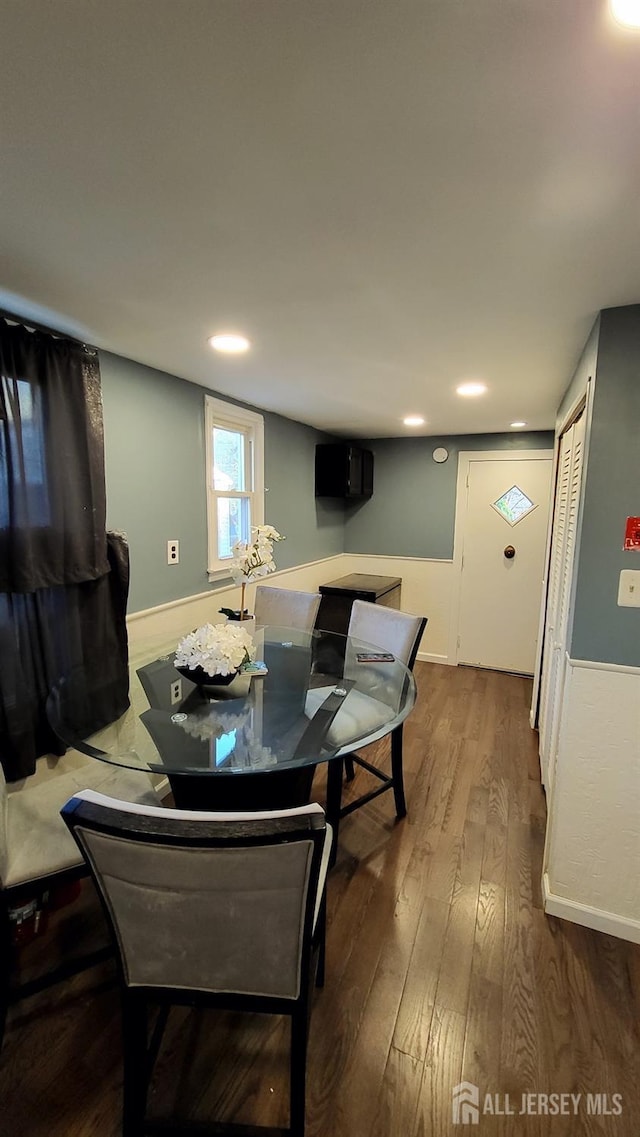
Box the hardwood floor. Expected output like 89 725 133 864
1 662 638 1135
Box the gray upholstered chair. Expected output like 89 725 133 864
61 792 332 1137
310 600 426 858
253 585 321 633
0 760 162 1050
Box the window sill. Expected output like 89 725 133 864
207 568 234 585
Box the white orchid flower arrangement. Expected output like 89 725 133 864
174 621 256 678
227 524 285 620
230 524 285 585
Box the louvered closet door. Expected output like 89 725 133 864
538 413 585 789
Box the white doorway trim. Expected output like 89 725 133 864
448 450 555 668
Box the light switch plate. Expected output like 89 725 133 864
617 569 640 607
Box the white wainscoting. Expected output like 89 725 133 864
543 656 640 943
126 553 345 661
339 553 453 663
127 553 454 665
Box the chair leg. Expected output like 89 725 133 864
390 726 407 819
122 994 149 1137
325 757 344 867
314 901 326 989
290 1007 308 1137
344 755 355 781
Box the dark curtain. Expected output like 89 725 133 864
0 319 130 781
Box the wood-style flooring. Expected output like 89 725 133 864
1 663 638 1136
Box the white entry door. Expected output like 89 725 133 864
454 452 553 674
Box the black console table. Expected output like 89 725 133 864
316 573 402 638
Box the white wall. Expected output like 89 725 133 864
543 658 640 943
338 553 452 663
538 311 640 944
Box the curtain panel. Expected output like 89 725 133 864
0 319 109 593
0 533 131 781
0 320 130 780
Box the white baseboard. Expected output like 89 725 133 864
416 651 451 666
542 873 640 944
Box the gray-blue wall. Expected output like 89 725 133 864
101 348 556 614
100 352 343 612
344 432 554 559
570 306 640 667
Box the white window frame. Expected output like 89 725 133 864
205 395 264 582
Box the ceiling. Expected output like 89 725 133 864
2 1 640 438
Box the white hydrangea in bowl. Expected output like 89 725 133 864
174 622 256 685
177 704 250 742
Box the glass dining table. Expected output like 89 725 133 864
48 624 417 822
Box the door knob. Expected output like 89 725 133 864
504 545 516 559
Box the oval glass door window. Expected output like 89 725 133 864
491 485 537 526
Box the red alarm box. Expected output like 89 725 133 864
623 517 640 550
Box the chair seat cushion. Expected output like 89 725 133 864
304 687 396 755
5 766 161 889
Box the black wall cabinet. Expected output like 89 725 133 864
315 443 374 499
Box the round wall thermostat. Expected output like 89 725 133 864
432 447 449 463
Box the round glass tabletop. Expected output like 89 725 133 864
48 625 416 782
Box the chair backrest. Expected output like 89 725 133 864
61 792 327 1001
253 586 321 633
347 601 426 670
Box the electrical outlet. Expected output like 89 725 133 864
617 569 640 607
167 540 179 565
170 679 182 705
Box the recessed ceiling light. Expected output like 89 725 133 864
403 415 425 427
610 0 640 28
456 382 487 397
208 333 251 354
510 421 527 428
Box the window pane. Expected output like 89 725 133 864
492 485 536 526
213 428 246 491
205 397 264 576
0 380 48 530
217 496 250 559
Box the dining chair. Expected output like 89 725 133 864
253 585 321 633
320 601 426 858
0 760 162 1051
61 792 332 1137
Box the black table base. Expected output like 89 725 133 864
167 765 317 812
